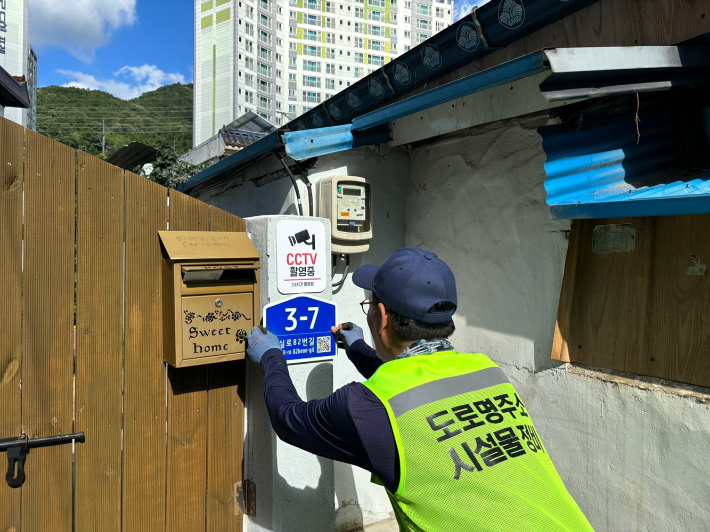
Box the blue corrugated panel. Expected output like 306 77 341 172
283 125 354 161
540 111 710 219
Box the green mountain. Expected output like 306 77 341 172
37 83 193 158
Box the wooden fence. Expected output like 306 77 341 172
0 117 246 531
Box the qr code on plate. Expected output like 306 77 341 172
317 336 331 354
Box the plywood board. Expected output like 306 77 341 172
75 153 125 532
122 173 168 531
22 130 76 532
207 205 246 532
0 118 24 530
553 215 710 388
166 189 210 532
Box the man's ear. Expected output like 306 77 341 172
377 302 389 334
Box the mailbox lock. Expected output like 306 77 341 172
215 299 224 308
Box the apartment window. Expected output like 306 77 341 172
353 67 362 78
289 104 296 113
289 42 296 50
289 10 296 18
305 29 319 41
303 75 320 88
289 26 296 35
404 30 410 37
289 57 297 67
371 25 383 36
289 73 296 81
260 0 269 10
245 22 254 35
245 40 254 53
354 22 363 32
326 48 336 59
405 1 411 7
404 15 410 22
418 19 430 30
370 40 383 51
326 32 336 44
369 0 385 6
418 4 430 15
305 0 320 10
305 14 319 25
258 62 271 76
303 91 320 103
304 106 312 112
355 37 364 48
354 52 364 63
325 1 335 12
276 85 282 93
391 28 397 36
325 17 335 28
436 21 444 31
369 55 384 66
276 53 282 62
260 14 270 27
276 69 282 78
404 45 410 51
259 112 270 120
245 57 255 69
303 60 320 72
419 33 428 42
326 63 335 74
435 7 443 16
325 79 335 89
305 45 320 57
259 46 272 61
391 43 397 53
244 74 254 87
288 88 297 97
392 13 397 21
369 10 383 21
259 79 271 93
244 90 254 103
259 29 271 44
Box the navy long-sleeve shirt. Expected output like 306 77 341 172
260 339 400 492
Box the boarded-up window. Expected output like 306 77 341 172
552 215 710 388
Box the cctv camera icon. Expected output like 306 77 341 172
289 229 316 250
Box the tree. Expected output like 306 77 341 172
137 146 208 188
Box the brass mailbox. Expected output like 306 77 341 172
159 231 260 368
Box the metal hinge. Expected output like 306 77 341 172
235 479 256 517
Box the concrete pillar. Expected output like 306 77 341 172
245 215 335 532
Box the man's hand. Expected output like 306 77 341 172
331 322 364 351
246 326 282 364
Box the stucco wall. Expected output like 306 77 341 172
405 115 710 531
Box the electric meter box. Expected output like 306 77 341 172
158 231 260 368
315 176 373 253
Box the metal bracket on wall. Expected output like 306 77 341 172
235 479 257 517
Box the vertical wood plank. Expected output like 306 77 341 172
122 173 168 531
551 220 580 363
22 130 75 532
75 153 124 532
0 118 24 531
166 190 210 532
207 206 246 532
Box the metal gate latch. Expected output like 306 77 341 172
0 432 86 488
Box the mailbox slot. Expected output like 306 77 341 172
159 231 261 368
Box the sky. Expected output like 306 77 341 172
31 0 485 100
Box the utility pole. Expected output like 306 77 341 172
102 119 106 157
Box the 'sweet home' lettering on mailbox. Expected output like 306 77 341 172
183 307 250 356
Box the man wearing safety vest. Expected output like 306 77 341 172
247 247 594 531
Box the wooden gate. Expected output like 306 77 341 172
0 118 246 531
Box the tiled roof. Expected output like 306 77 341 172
220 127 268 149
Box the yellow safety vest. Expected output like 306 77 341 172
363 351 594 532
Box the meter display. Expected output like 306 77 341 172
336 185 367 226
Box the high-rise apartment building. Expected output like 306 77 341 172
0 0 36 129
194 0 453 147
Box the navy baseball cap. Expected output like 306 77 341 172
352 247 457 323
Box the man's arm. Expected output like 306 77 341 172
346 339 383 379
259 348 373 467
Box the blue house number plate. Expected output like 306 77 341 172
263 295 338 364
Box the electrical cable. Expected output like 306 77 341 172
275 152 304 216
331 254 350 289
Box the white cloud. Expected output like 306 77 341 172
29 0 136 61
58 65 186 100
454 0 489 22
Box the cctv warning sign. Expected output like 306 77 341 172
277 219 327 295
